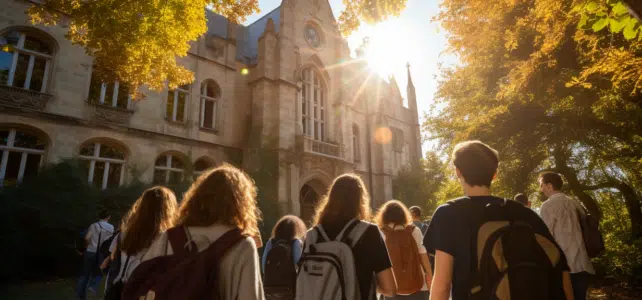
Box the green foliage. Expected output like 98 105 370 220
592 191 642 277
392 152 445 216
577 1 641 40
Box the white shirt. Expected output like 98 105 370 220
109 232 149 283
85 220 114 252
540 193 595 274
381 224 429 292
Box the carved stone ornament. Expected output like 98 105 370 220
302 154 334 175
0 85 52 111
91 104 134 124
206 34 226 58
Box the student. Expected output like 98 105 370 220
262 215 307 300
297 174 396 300
137 164 265 300
76 210 113 300
409 206 429 236
514 193 531 208
103 186 177 299
424 141 574 300
539 172 595 300
376 200 432 300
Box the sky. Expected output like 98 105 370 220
244 0 452 153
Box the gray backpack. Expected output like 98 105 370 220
295 219 369 300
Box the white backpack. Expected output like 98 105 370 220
295 219 370 300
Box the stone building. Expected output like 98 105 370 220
0 0 421 222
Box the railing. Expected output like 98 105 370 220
89 101 134 124
303 136 344 158
0 85 52 110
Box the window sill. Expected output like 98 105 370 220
88 101 134 113
165 118 188 126
199 127 219 134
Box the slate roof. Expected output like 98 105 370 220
205 7 281 65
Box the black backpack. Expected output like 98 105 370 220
263 239 297 289
451 198 566 300
577 206 605 258
100 229 120 259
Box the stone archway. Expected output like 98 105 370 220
299 179 327 226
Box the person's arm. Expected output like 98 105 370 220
376 268 397 296
100 256 111 269
430 250 454 300
563 271 574 300
420 253 433 288
260 239 272 274
539 203 557 239
84 224 93 244
292 239 303 265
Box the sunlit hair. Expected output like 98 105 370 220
271 215 307 240
120 186 177 255
313 174 371 225
174 164 261 237
375 200 412 228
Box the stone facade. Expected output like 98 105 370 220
0 0 421 221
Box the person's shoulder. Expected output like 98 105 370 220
433 197 468 214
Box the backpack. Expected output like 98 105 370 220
577 205 605 258
450 198 566 300
295 219 369 300
264 239 297 287
100 229 120 259
122 226 245 300
381 225 424 294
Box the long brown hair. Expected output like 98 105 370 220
272 215 307 240
375 200 412 228
313 174 371 225
174 164 261 237
121 186 177 255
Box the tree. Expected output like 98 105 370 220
428 0 642 241
392 152 445 216
26 0 407 97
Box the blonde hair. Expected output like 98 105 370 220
121 186 177 255
374 200 412 228
174 164 261 237
313 174 371 225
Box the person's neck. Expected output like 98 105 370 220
463 185 492 197
548 190 563 198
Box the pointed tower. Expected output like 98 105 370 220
406 62 422 163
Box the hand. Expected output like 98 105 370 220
100 258 110 270
426 275 433 291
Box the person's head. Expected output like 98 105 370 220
539 172 563 197
451 141 499 188
313 174 371 225
121 186 177 255
175 164 261 237
513 193 530 207
98 210 110 221
272 215 307 240
375 200 412 228
408 206 422 221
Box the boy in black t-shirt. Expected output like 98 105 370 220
423 141 574 300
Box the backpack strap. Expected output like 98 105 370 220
336 219 359 242
405 224 416 235
203 229 245 264
315 225 332 243
167 226 193 256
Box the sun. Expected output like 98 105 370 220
352 20 416 78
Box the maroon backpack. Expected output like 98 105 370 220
122 226 245 300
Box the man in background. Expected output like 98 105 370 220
409 206 428 235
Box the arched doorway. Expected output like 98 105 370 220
299 178 327 226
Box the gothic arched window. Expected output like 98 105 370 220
154 152 185 185
0 126 47 187
301 68 325 141
79 140 127 189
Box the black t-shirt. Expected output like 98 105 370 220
321 219 392 300
423 196 570 300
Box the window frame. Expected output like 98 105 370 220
199 81 220 131
1 31 52 93
91 79 132 110
301 68 326 141
166 84 190 123
0 128 46 187
154 153 184 184
352 124 361 163
78 142 126 189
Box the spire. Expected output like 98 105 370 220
406 62 415 93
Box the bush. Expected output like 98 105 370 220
0 160 191 283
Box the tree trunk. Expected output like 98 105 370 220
616 182 642 240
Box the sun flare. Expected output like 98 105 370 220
354 20 417 78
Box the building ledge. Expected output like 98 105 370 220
0 85 52 111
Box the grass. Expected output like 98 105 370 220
0 278 105 300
